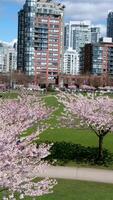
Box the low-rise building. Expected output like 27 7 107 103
82 37 113 75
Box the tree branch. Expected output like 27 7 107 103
89 125 99 137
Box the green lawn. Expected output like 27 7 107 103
41 95 64 127
0 91 18 99
39 128 113 153
43 96 60 107
39 95 113 153
21 95 113 168
2 179 113 200
36 179 113 200
35 95 113 168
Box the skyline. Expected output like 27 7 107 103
0 0 113 42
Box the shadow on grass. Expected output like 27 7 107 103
37 141 113 167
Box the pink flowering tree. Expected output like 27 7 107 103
0 94 56 199
58 93 113 160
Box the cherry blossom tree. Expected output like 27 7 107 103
0 93 56 199
58 93 113 160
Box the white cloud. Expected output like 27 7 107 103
61 0 112 36
2 0 112 24
63 0 112 24
2 0 112 37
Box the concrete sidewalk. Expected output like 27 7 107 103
38 166 113 184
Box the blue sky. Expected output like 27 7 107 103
0 0 113 42
0 0 22 42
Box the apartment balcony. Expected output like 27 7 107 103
34 29 48 34
34 39 48 44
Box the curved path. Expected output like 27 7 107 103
38 166 113 184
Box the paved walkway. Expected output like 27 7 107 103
38 166 113 184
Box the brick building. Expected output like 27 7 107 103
17 0 65 87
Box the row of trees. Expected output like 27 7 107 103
1 72 113 88
60 74 113 88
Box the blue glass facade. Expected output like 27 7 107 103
18 0 36 75
92 46 103 75
107 12 113 41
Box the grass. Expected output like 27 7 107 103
35 179 113 200
22 123 38 137
38 128 113 169
43 96 59 108
42 95 64 127
39 95 113 153
2 179 113 200
39 128 113 154
0 91 18 99
35 94 113 169
39 128 97 145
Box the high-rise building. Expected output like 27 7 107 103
107 11 113 41
82 37 113 75
0 42 17 73
91 27 101 43
64 23 69 50
64 21 91 51
63 48 79 75
64 21 101 50
17 0 65 87
64 20 91 74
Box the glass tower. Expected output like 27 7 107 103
107 11 113 41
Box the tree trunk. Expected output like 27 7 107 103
98 135 104 160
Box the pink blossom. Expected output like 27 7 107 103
58 93 113 159
0 93 56 198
